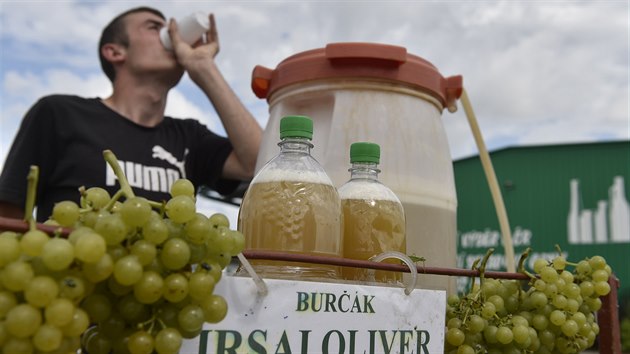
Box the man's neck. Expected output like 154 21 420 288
103 77 169 127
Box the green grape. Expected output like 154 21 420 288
128 330 154 354
108 244 129 261
120 197 152 228
585 297 602 311
566 298 579 313
481 301 496 319
117 294 150 323
133 271 164 304
189 271 216 301
33 323 63 352
538 329 555 348
445 328 465 346
532 313 549 331
157 303 181 328
554 278 567 292
540 266 559 283
446 294 460 307
210 226 235 255
564 283 581 300
154 327 182 354
160 238 191 270
58 275 87 301
230 230 246 255
95 213 128 245
83 253 114 283
52 200 80 227
209 213 230 228
5 303 42 338
199 294 228 323
594 281 611 296
529 291 547 309
42 238 75 271
163 273 189 303
20 229 49 257
576 260 592 275
75 231 107 263
552 256 566 270
467 314 486 334
178 304 206 332
543 283 558 298
592 269 609 282
549 310 566 326
487 295 505 313
82 293 112 323
170 178 195 198
571 312 587 327
108 275 133 297
85 331 113 354
0 236 21 267
1 261 34 291
2 337 34 354
588 255 607 270
83 187 111 209
189 242 208 264
142 215 169 245
511 324 529 344
559 270 574 284
0 290 17 318
24 275 59 307
483 325 498 344
496 326 513 345
114 255 143 286
165 195 196 224
184 213 211 244
45 298 75 327
552 294 568 309
130 240 157 266
60 308 89 337
561 319 579 337
457 344 474 354
447 318 462 329
533 279 546 291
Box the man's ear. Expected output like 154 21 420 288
101 43 126 63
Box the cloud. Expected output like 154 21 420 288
1 0 628 168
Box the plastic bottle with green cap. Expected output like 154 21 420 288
338 142 406 283
238 115 343 280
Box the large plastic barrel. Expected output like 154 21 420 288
251 42 463 292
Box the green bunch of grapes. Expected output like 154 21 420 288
0 155 245 354
445 250 612 354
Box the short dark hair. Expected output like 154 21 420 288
98 7 166 83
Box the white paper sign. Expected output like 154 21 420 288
182 276 445 354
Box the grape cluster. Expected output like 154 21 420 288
0 163 244 353
445 251 612 354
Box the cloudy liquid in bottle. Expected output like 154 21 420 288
239 172 343 280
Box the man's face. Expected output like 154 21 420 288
121 11 184 83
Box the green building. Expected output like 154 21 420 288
453 140 630 315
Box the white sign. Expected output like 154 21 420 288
182 276 445 354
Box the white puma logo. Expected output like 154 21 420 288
152 145 188 178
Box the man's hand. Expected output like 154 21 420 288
167 14 220 78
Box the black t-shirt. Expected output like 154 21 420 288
0 94 238 221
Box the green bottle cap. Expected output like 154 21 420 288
280 115 313 139
350 142 380 163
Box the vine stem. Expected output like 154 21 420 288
24 166 39 231
518 247 537 280
103 150 135 199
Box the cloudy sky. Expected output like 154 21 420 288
1 0 628 222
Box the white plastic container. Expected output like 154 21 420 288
160 12 209 50
251 42 463 293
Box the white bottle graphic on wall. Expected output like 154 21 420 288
567 179 581 244
609 176 630 242
567 176 630 244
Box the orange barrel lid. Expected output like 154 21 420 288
252 42 463 112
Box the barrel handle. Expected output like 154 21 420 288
445 75 464 113
251 65 273 99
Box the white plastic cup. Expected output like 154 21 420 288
160 11 210 50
